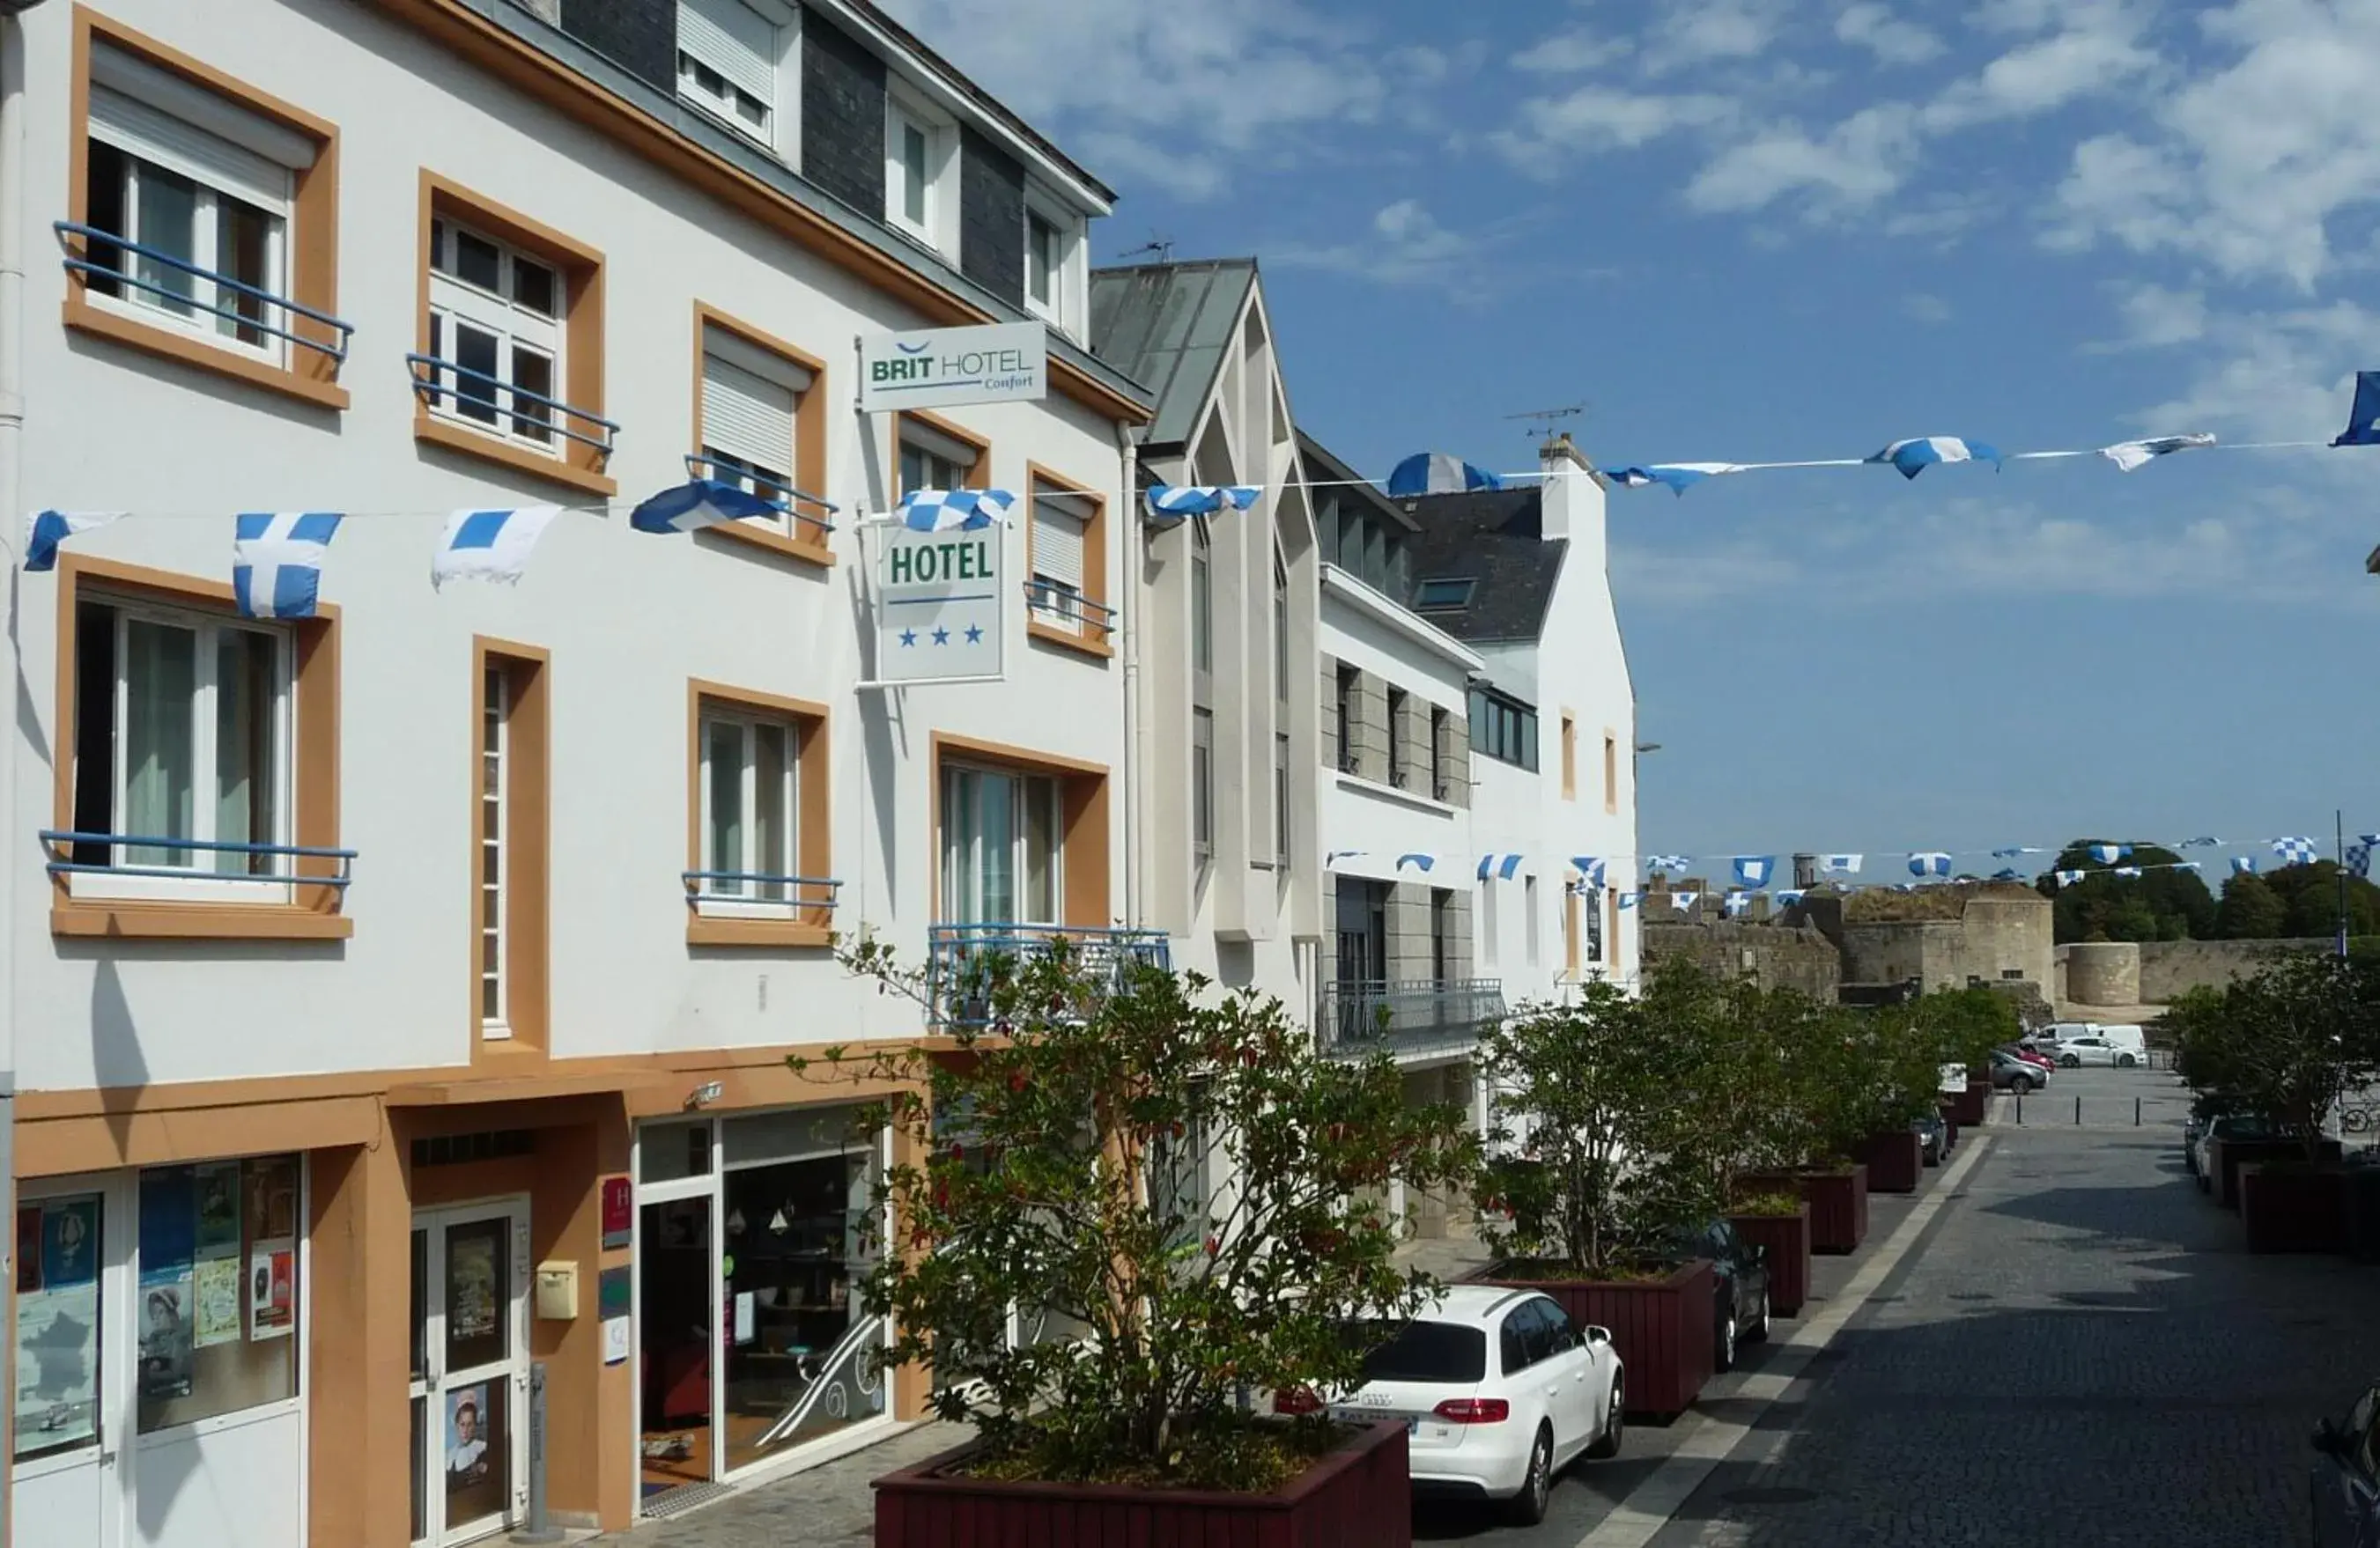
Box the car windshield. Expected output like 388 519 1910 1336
1349 1319 1487 1382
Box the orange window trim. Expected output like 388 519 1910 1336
1024 461 1112 661
474 638 552 1058
690 301 835 566
65 6 348 409
896 409 991 496
928 732 1111 928
48 554 347 940
415 170 616 496
685 679 834 948
1559 712 1577 801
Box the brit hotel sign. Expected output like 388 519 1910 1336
859 321 1046 414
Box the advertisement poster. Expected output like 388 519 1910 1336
447 1232 498 1344
193 1256 243 1348
16 1207 40 1294
444 1382 506 1525
42 1199 98 1289
137 1268 195 1400
195 1163 242 1257
252 1158 297 1241
248 1239 293 1339
14 1283 99 1451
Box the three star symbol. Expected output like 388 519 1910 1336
898 629 918 648
931 626 951 645
965 624 984 645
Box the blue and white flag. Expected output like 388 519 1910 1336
1775 889 1806 908
1572 857 1608 889
1646 853 1692 872
1992 846 2044 859
1325 850 1367 866
2273 837 2318 867
1722 890 1752 918
1603 462 1741 496
2055 869 2085 887
23 509 123 572
1821 853 1863 875
897 488 1016 531
1733 855 1775 888
1144 484 1259 520
1387 453 1503 498
1868 437 2000 480
1398 853 1438 873
2350 841 2376 881
2087 842 2132 865
2334 370 2380 447
2100 433 2215 472
2114 866 2142 879
233 512 342 620
2176 836 2222 849
1908 851 1953 878
2230 856 2258 876
630 478 780 534
1477 853 1525 881
432 505 561 587
1617 891 1640 910
1671 890 1699 912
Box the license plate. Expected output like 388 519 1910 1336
1331 1407 1419 1434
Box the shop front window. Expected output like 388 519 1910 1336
133 1155 301 1435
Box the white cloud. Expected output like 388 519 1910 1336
1271 199 1491 297
1642 0 1785 73
1491 86 1738 173
2111 283 2210 347
1835 3 1945 65
1684 105 1921 213
1510 30 1628 74
1902 292 1953 322
1921 9 2158 130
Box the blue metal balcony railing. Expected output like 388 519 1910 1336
682 869 842 909
405 352 619 460
1320 977 1506 1057
41 829 357 889
56 221 355 365
1025 581 1119 636
683 453 838 534
928 923 1172 1028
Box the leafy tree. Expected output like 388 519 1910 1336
796 937 1477 1490
2256 861 2380 940
2171 950 2380 1162
2042 841 2217 944
2214 873 2288 940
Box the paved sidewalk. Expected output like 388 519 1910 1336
587 1422 965 1547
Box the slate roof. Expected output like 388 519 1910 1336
1088 261 1260 452
1400 487 1566 644
1296 430 1414 531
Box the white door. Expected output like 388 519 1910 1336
12 1176 130 1548
409 1201 531 1548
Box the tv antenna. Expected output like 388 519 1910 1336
1116 232 1175 263
1505 402 1587 440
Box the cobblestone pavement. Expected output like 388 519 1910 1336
1652 1068 2380 1547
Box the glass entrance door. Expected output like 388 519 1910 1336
11 1177 125 1548
635 1190 715 1500
408 1201 530 1548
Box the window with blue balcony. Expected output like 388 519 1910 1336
685 686 836 947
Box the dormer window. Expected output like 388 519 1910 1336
1023 187 1082 334
676 0 796 156
885 88 957 254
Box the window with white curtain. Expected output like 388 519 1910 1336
698 711 800 912
699 322 812 534
69 596 290 899
885 96 946 250
677 0 778 145
939 765 1061 925
898 418 977 496
81 45 314 361
1028 483 1092 631
426 219 563 453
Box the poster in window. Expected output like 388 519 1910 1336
251 1157 298 1241
248 1239 294 1339
447 1230 498 1345
13 1283 98 1452
41 1199 98 1289
444 1381 506 1525
195 1162 242 1257
15 1207 40 1293
137 1267 195 1400
193 1255 243 1348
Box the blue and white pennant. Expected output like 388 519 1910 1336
233 512 343 620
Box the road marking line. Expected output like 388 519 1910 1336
1572 1137 1992 1548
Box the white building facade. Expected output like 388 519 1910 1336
0 1 1153 1544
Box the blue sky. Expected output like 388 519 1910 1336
887 0 2380 869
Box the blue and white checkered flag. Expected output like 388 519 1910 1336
1775 889 1806 908
898 489 1016 531
1733 856 1775 888
1821 853 1863 875
630 478 780 534
1387 453 1502 497
2114 866 2142 879
1477 853 1524 881
1671 890 1699 911
2055 869 2085 887
2230 856 2258 875
1645 853 1691 872
2087 843 2132 865
2176 836 2222 849
23 509 123 571
1908 851 1952 878
1398 853 1437 873
2350 841 2376 881
1144 485 1259 520
2272 837 2318 867
233 512 342 619
1617 891 1640 910
1572 856 1607 889
432 506 561 586
1868 437 2000 479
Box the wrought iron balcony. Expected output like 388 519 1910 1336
1025 581 1118 637
927 923 1172 1028
1320 977 1506 1058
682 869 841 910
405 351 619 460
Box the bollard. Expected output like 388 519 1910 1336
2135 1096 2142 1127
513 1362 564 1544
2075 1095 2081 1125
2015 1089 2024 1125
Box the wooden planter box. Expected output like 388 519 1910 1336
1740 1166 1869 1254
1853 1130 1923 1194
1727 1204 1811 1316
874 1419 1413 1548
2240 1165 2348 1254
2212 1138 2340 1211
2344 1169 2380 1264
1942 1082 1987 1127
1468 1258 1714 1421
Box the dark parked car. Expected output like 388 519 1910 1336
2183 1111 2204 1176
1990 1050 2045 1094
1674 1218 1770 1374
2311 1381 2380 1545
1915 1111 1952 1166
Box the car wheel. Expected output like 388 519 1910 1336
2118 1053 2137 1068
1586 1377 1624 1459
1716 1307 1738 1373
2020 1075 2038 1094
1506 1426 1554 1525
1750 1286 1771 1343
2060 1054 2081 1068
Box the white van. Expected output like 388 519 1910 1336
2096 1024 2147 1058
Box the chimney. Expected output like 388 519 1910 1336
1537 432 1601 565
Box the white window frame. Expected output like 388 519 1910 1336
898 419 977 497
1021 185 1083 335
482 667 511 1039
426 219 566 458
884 85 957 255
676 0 802 158
85 77 295 367
1027 483 1092 633
74 597 294 906
696 709 802 918
939 765 1063 925
698 323 814 539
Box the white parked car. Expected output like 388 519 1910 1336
1290 1286 1625 1525
2049 1033 2142 1069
